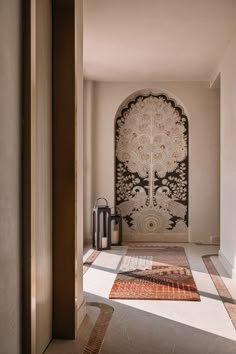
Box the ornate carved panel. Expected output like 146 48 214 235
115 93 188 237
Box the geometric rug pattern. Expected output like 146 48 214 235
109 246 200 301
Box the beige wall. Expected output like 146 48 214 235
217 31 236 277
76 0 85 326
36 0 53 352
84 80 94 245
0 1 22 353
84 81 220 244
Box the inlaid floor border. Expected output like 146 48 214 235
83 250 114 354
83 250 101 274
82 248 236 354
83 302 114 354
202 254 236 329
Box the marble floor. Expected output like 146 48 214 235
46 243 236 354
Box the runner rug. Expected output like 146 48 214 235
109 245 200 301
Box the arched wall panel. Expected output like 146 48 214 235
115 91 189 241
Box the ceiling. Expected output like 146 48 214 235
83 0 236 82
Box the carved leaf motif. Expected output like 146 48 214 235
115 93 188 234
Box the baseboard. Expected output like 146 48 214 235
77 299 86 329
123 233 188 243
209 235 220 245
219 250 236 278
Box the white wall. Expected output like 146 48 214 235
0 1 22 353
217 32 236 277
84 81 220 245
84 81 94 245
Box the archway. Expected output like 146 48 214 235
115 90 189 242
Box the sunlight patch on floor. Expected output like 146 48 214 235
83 244 236 342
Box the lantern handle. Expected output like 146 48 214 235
110 206 122 215
94 197 108 207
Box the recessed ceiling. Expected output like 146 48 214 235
83 0 236 82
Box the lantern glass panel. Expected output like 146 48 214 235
111 219 119 245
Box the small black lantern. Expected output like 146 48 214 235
110 207 123 246
92 198 111 250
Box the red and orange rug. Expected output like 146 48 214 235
109 245 200 301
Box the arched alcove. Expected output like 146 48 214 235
115 90 189 242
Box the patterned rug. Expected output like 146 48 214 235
109 246 200 301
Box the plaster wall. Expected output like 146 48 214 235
0 1 22 352
84 81 220 245
217 31 236 277
84 81 94 245
36 0 53 352
76 0 85 326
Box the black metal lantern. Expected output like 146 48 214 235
110 207 123 246
92 198 111 250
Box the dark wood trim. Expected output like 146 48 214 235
52 0 77 339
22 0 78 345
22 0 37 353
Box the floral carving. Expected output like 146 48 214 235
115 93 188 235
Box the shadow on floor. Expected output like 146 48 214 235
84 292 236 354
46 291 236 354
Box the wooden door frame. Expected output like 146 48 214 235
52 0 78 339
22 0 37 352
22 0 78 352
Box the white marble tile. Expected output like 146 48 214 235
84 244 236 342
48 243 236 354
